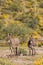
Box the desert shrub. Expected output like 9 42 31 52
41 42 43 46
18 48 27 56
39 2 43 8
25 0 32 2
38 43 42 47
0 58 14 65
8 1 22 12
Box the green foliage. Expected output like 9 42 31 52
4 23 28 35
0 58 14 65
0 0 43 41
38 43 42 47
8 1 22 12
25 0 32 2
38 42 43 47
18 48 27 56
4 22 29 42
39 2 43 8
37 0 42 2
0 20 6 39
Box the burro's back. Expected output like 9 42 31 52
11 37 20 47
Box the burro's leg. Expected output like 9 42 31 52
29 46 31 55
31 46 35 55
9 44 13 54
33 47 36 55
10 47 13 54
11 46 18 56
11 46 16 56
15 47 18 55
8 45 14 57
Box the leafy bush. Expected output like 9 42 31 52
39 2 43 8
26 0 32 2
0 0 43 41
8 1 22 12
38 43 42 47
18 48 27 56
0 58 14 65
41 42 43 46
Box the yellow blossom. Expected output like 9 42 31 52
3 14 9 19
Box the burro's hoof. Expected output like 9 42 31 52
7 54 15 58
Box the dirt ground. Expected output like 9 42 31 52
0 47 43 65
